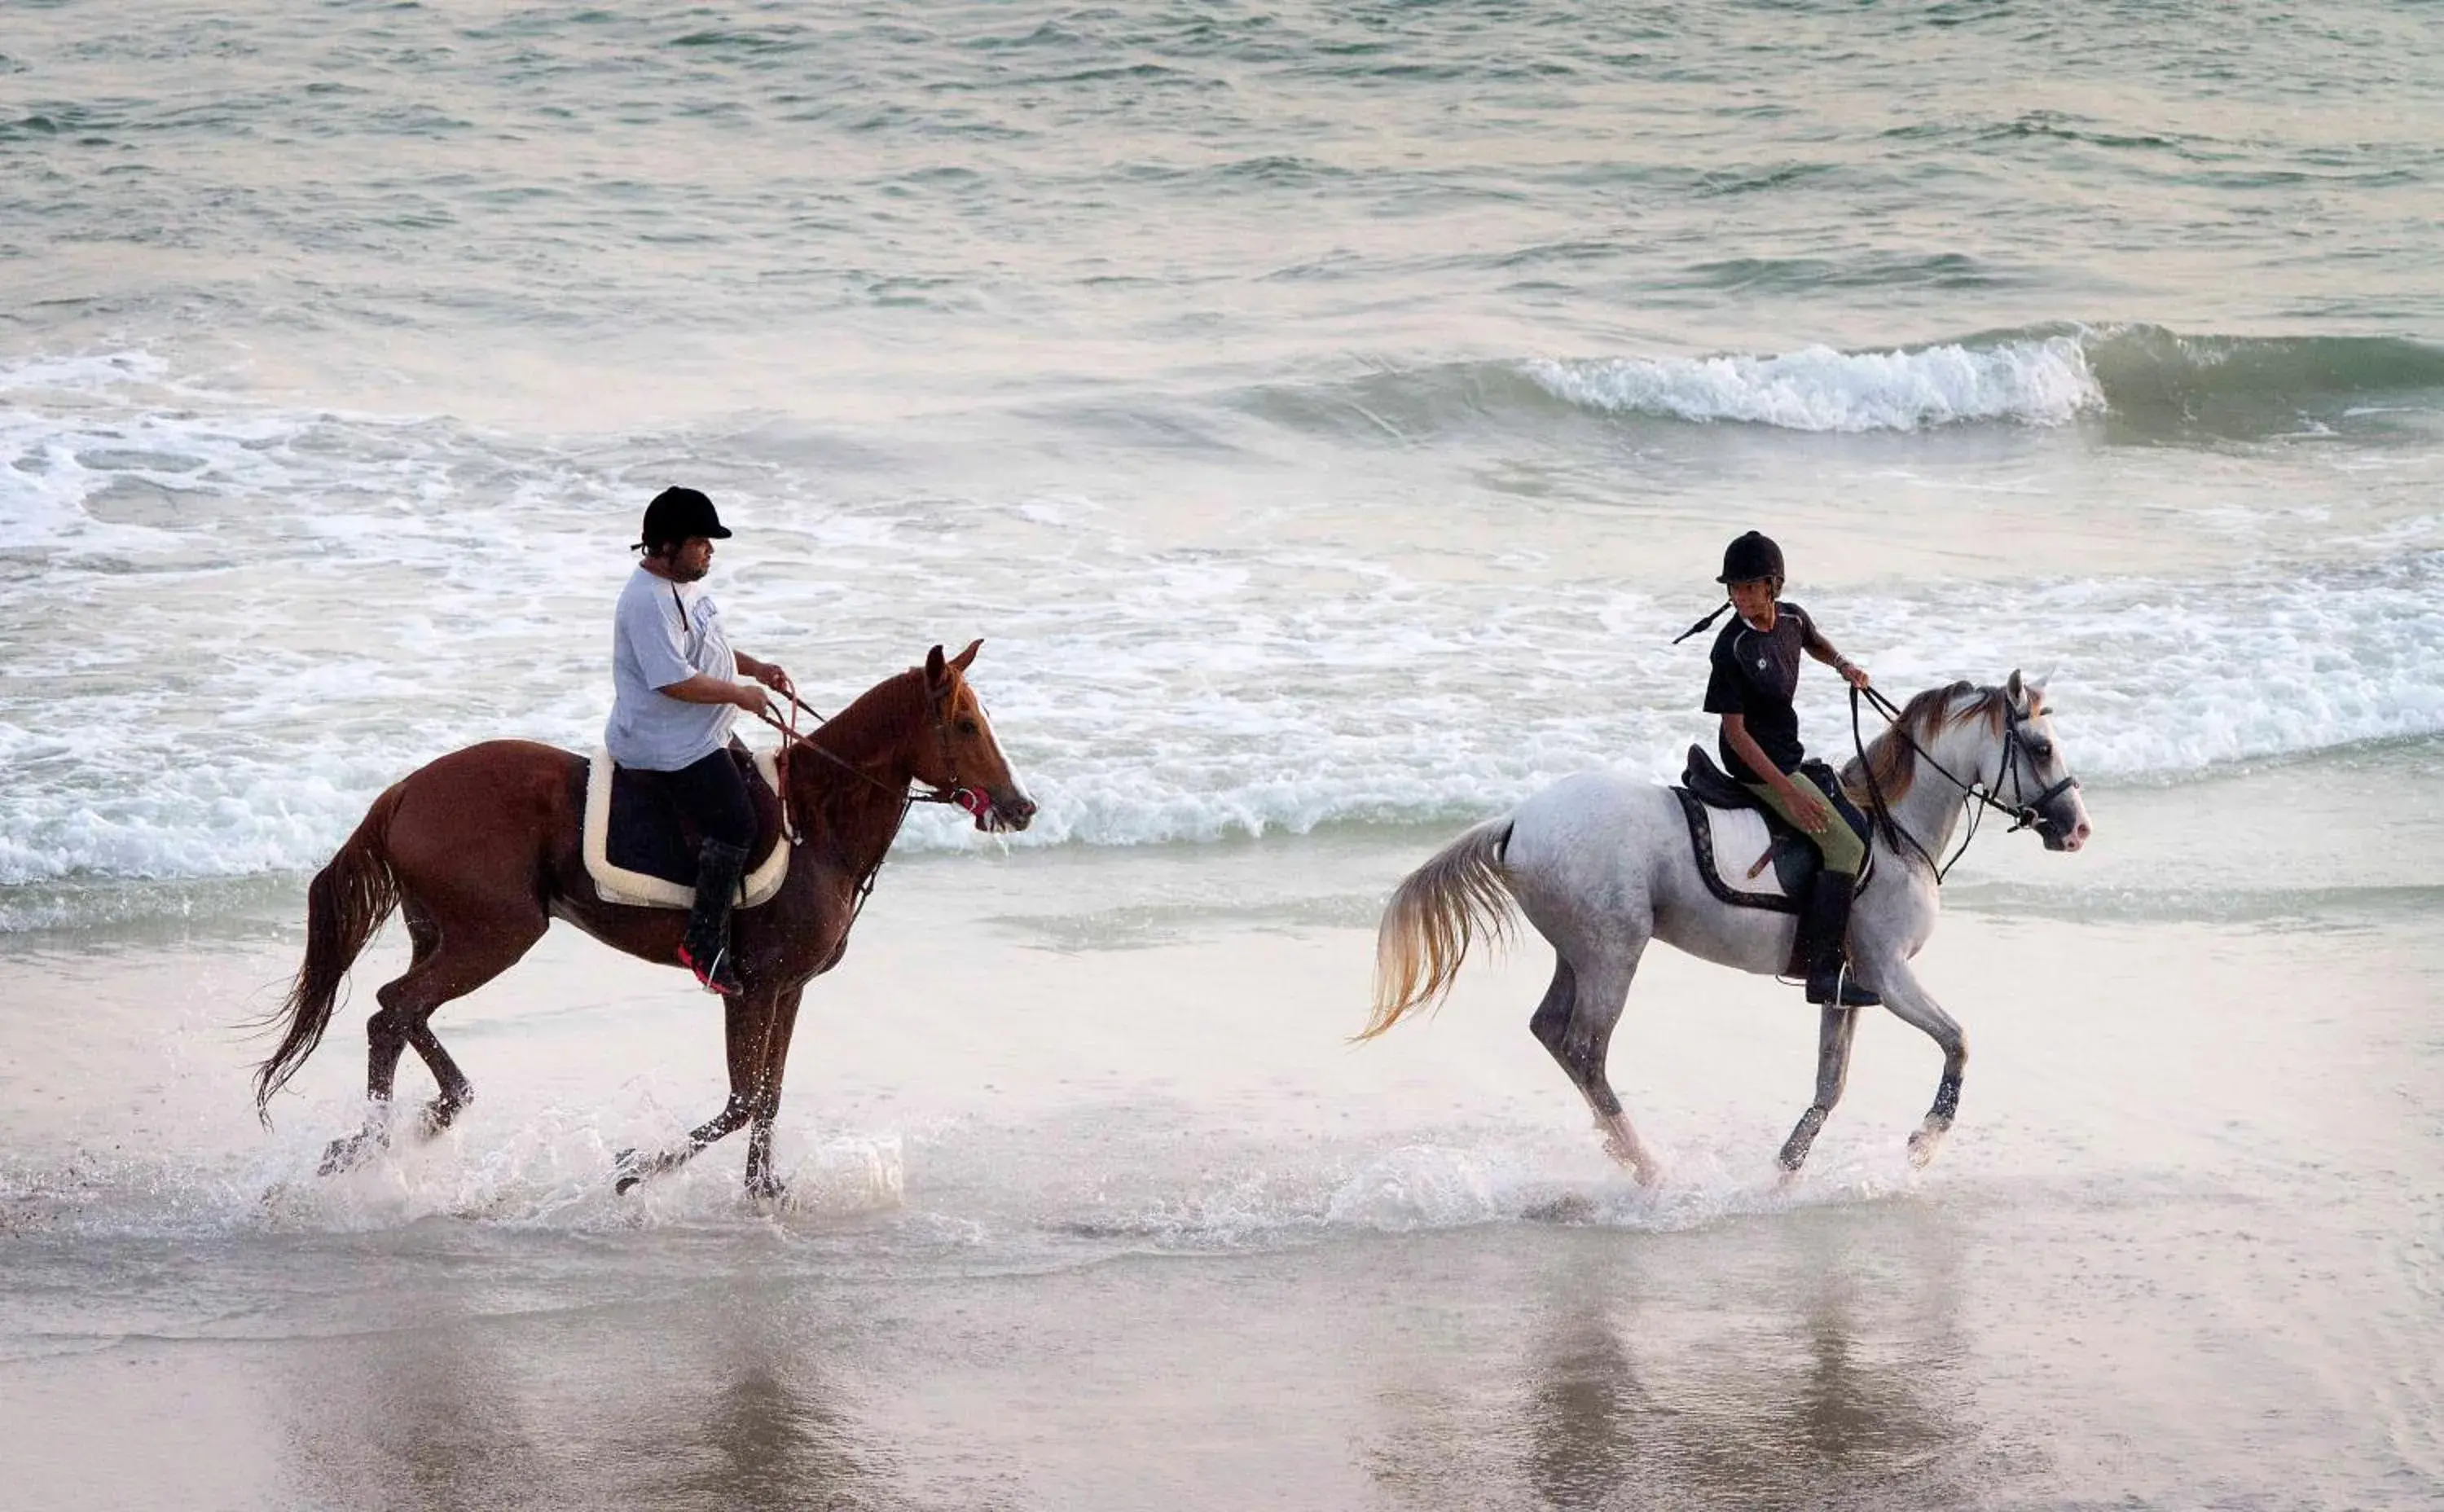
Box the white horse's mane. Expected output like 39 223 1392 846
1838 680 2014 804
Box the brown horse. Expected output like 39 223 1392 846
253 640 1033 1198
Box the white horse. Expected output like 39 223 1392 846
1363 672 2093 1183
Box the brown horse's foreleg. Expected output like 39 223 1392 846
611 1097 755 1194
613 987 778 1196
322 902 543 1175
742 985 807 1200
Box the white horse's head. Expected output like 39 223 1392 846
2000 670 2092 852
1845 673 2094 855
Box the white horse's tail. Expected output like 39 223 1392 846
1361 817 1518 1040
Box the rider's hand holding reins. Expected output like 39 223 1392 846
736 653 794 701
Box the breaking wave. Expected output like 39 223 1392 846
1511 325 2444 434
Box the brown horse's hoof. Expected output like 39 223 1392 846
419 1095 471 1140
318 1127 385 1176
612 1149 650 1196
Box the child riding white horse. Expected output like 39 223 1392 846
1682 530 1882 1009
1365 638 2093 1185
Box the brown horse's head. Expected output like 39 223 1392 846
916 640 1035 833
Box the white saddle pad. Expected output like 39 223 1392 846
1695 802 1796 905
583 748 790 911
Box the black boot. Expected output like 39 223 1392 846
1797 871 1880 1007
678 839 749 996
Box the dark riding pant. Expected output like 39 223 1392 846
656 748 755 851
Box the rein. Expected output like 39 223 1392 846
754 689 966 817
751 683 969 932
1847 683 2077 885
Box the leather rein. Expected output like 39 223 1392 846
748 681 974 934
754 685 969 842
1847 683 2079 885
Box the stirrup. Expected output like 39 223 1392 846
677 941 742 996
1806 962 1881 1008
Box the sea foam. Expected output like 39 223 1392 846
4 345 2441 903
1524 336 2104 432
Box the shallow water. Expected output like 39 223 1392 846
5 0 2443 1505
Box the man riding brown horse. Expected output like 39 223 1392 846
612 486 798 996
256 630 1035 1195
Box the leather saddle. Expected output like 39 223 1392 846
1671 746 1872 916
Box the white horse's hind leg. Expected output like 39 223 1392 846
1526 945 1663 1187
1872 958 1968 1167
1776 1004 1861 1176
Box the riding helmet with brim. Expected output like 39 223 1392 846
636 486 732 551
1670 529 1787 644
1717 530 1784 584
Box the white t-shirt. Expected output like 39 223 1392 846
606 565 736 771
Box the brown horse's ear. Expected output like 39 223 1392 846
948 638 982 675
925 644 947 689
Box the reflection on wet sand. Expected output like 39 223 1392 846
278 1310 549 1510
1365 1207 2037 1510
270 1287 911 1511
620 1311 907 1512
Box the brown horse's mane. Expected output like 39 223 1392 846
785 666 941 850
1838 681 2010 805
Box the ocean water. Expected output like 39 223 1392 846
4 2 2442 1508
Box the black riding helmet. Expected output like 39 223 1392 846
1672 530 1787 644
635 486 732 552
1717 530 1784 585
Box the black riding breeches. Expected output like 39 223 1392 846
657 748 755 851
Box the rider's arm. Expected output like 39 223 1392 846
732 652 794 697
657 673 769 713
1798 616 1870 688
1721 713 1829 829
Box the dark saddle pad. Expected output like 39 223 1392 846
607 748 786 888
1672 745 1872 914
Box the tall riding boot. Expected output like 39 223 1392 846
1798 871 1881 1008
678 839 750 996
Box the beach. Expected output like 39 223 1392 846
5 1 2442 1505
7 792 2442 1506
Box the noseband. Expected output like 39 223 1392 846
1998 694 2081 837
1850 684 2081 884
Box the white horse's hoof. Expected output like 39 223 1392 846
1601 1139 1664 1188
1906 1127 1945 1168
1610 1147 1665 1189
1524 1192 1598 1224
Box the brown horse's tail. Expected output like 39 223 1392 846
1358 817 1517 1041
254 785 404 1123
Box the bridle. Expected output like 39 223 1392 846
1848 683 2080 884
750 676 983 931
752 678 979 839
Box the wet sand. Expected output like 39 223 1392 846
2 812 2440 1510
